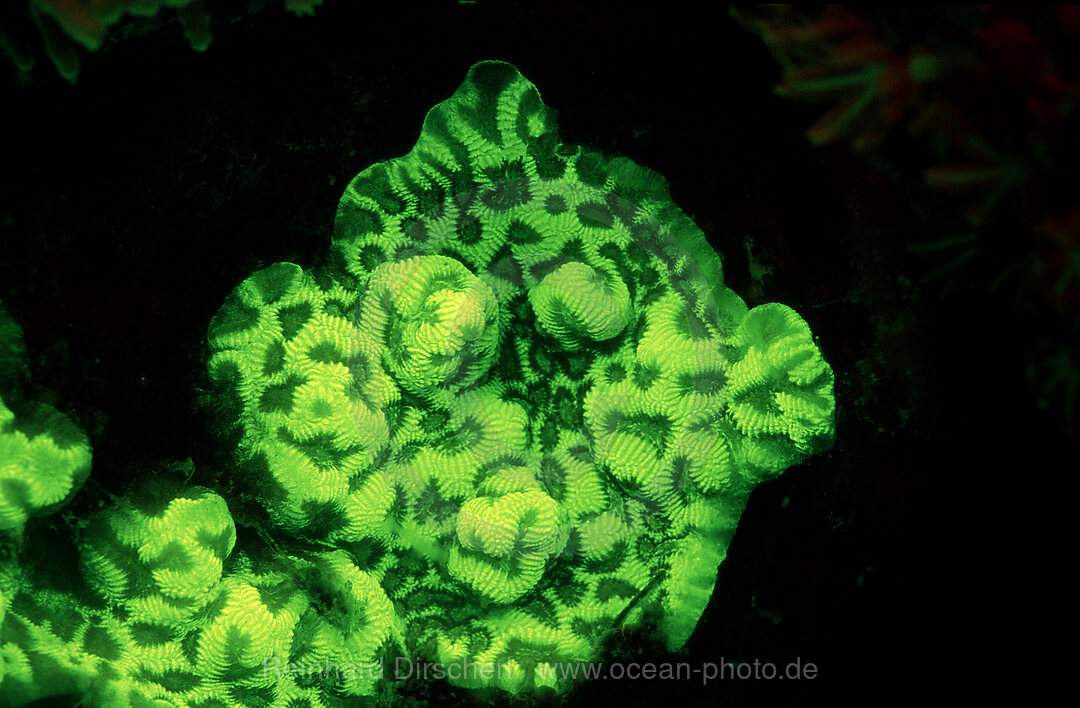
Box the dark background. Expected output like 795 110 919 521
1 2 1059 706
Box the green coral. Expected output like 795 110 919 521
206 261 397 538
0 587 106 705
727 303 835 474
449 486 568 603
0 302 91 536
529 261 633 349
0 306 400 706
1 482 402 706
78 481 236 630
357 255 501 400
0 397 92 535
0 60 836 704
204 59 836 696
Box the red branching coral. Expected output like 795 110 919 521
734 5 1080 427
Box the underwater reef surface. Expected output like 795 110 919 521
0 2 1065 706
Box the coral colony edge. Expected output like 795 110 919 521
0 60 835 705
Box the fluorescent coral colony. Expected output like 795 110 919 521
0 61 835 705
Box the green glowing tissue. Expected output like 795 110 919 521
0 302 91 537
206 60 836 695
0 61 834 705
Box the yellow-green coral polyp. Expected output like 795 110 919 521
450 488 568 603
0 398 91 534
530 261 633 349
356 255 501 397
